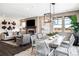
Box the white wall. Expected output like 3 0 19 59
0 16 20 33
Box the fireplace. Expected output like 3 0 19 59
27 29 35 35
26 19 36 34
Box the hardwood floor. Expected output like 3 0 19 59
0 41 31 56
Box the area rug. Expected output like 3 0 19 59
15 47 36 56
0 41 31 56
2 40 18 46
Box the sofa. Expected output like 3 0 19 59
1 31 13 40
1 31 21 40
16 34 31 46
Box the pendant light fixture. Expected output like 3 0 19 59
44 3 55 23
51 3 55 21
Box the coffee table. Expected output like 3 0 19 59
13 35 23 42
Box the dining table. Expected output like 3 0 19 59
44 34 65 47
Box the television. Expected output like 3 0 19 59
26 20 35 27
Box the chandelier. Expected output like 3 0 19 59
44 3 55 23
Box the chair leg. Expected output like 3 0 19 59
53 48 57 56
31 47 33 55
31 47 36 56
53 49 55 56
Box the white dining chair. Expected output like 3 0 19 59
61 34 75 48
37 33 43 39
54 34 75 56
31 35 38 54
36 41 54 56
55 46 69 56
42 33 48 39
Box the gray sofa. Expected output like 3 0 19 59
16 34 31 46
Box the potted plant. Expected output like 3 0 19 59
47 32 58 36
70 15 79 33
70 15 79 46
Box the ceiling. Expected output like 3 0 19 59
0 3 79 19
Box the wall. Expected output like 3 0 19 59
0 16 20 33
38 16 51 34
20 16 51 34
50 10 79 23
20 10 79 34
20 16 41 34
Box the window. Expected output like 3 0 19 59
53 17 62 28
64 16 72 32
64 16 71 28
53 17 62 32
53 19 58 25
52 16 76 32
64 17 71 28
57 18 62 25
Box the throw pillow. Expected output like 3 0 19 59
4 32 9 36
